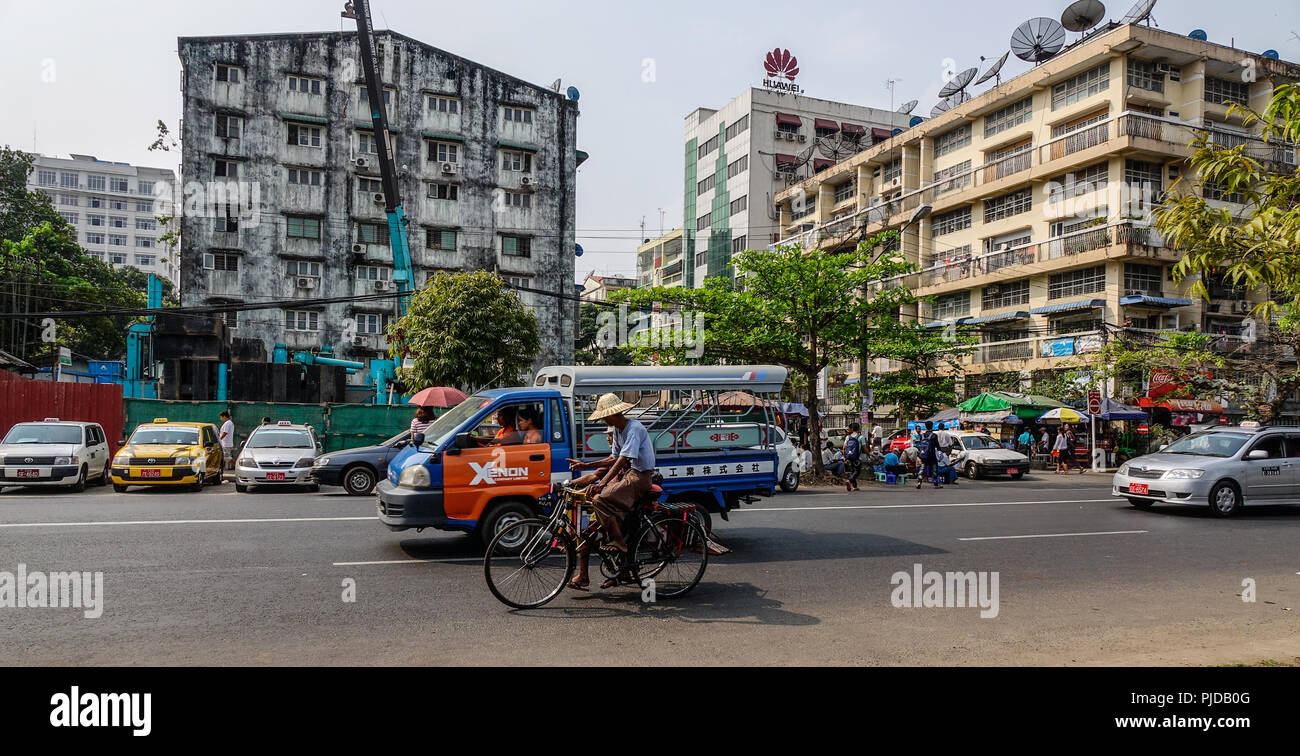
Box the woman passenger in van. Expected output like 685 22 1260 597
515 406 544 445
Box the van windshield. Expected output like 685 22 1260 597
2 424 82 445
130 427 200 446
422 395 493 450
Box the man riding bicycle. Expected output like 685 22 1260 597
564 393 656 590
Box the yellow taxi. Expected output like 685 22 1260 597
110 419 225 492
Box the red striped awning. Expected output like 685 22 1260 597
872 127 893 140
814 118 840 132
813 158 835 171
840 122 866 136
775 112 802 127
774 153 799 167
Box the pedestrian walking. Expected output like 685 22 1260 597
1053 428 1070 473
218 410 235 471
917 421 943 489
410 405 435 440
843 423 863 492
1017 427 1033 456
936 425 954 456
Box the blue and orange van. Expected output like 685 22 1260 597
377 365 786 545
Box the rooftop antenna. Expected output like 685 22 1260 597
1062 0 1106 35
884 78 902 112
1121 0 1158 27
1011 17 1067 64
550 78 562 92
938 66 978 99
973 51 1010 87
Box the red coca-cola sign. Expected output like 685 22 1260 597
1148 369 1176 398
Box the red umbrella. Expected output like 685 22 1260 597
407 386 468 407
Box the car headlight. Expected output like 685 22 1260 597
398 465 431 489
54 456 75 466
1163 468 1205 480
238 457 255 468
315 457 330 467
295 457 314 468
1117 463 1129 476
174 456 193 466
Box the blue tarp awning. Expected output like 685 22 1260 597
1120 295 1194 308
960 311 1030 325
844 378 860 385
777 402 809 416
924 319 959 329
1030 299 1105 315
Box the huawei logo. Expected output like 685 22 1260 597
764 48 800 81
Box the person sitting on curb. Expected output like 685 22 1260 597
821 442 845 477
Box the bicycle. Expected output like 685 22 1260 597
483 479 709 609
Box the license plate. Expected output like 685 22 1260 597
1007 468 1018 475
266 472 286 481
1129 483 1149 495
141 469 162 478
17 469 39 479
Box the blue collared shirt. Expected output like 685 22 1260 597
611 419 656 472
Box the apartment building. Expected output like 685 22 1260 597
177 31 581 368
27 154 178 287
774 23 1300 410
636 228 685 289
685 88 914 287
580 272 636 303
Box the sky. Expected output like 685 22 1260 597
2 0 1298 283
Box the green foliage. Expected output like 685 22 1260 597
389 270 540 391
574 302 631 366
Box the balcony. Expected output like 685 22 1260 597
981 149 1032 184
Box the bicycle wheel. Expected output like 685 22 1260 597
484 518 575 609
631 516 708 599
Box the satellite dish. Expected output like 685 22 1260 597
973 52 1010 86
897 99 919 115
1061 0 1106 32
909 115 924 128
1121 0 1158 26
929 92 970 118
1188 29 1208 41
1011 17 1067 63
1263 49 1280 59
566 86 580 101
938 67 978 98
892 128 903 136
575 244 584 257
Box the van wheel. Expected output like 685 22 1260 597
693 506 713 534
69 465 87 493
342 465 377 496
479 500 534 549
779 464 799 492
1208 481 1242 517
236 484 248 493
97 465 111 486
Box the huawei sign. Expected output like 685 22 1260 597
762 48 804 94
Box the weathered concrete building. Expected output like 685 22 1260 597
177 30 580 371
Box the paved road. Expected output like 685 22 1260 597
2 474 1297 666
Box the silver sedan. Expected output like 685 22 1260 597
235 424 322 493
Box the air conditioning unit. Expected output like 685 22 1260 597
351 336 369 347
351 243 365 254
354 157 370 168
773 130 784 140
785 132 797 141
296 277 316 289
887 176 902 189
441 162 456 174
520 176 533 187
374 280 390 291
797 133 807 142
372 192 385 204
1234 300 1251 314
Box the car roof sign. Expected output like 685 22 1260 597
153 418 169 423
278 420 292 426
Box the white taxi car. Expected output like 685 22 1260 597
0 419 111 492
235 421 323 493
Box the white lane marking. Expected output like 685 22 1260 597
0 516 375 529
745 499 1113 512
958 529 1148 542
333 557 482 566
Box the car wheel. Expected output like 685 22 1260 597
235 483 248 493
479 500 534 549
307 484 321 493
98 465 111 486
342 465 377 496
1127 497 1153 509
1208 481 1242 517
190 478 203 492
779 464 799 492
1010 471 1025 480
69 465 87 493
112 484 127 493
965 461 980 480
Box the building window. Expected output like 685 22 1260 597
357 177 382 194
58 211 78 225
215 114 242 138
983 187 1033 223
426 182 459 200
981 279 1030 310
108 234 127 247
138 180 155 195
1052 64 1109 110
36 170 56 187
697 135 719 160
358 132 378 154
731 235 747 254
135 200 154 213
1124 263 1163 296
697 174 716 196
427 141 459 163
136 238 155 249
1048 162 1108 202
59 194 78 206
932 291 971 320
223 310 238 329
1205 76 1249 107
214 208 239 232
215 64 241 83
502 235 531 257
358 86 393 110
356 313 391 334
730 195 748 216
696 212 712 232
501 150 532 172
426 228 456 250
287 75 323 94
108 216 127 228
1050 315 1103 335
427 94 460 113
59 172 79 188
1203 180 1244 204
834 182 856 203
933 160 972 195
285 311 319 332
502 191 531 209
87 214 105 227
109 252 127 265
136 218 156 231
931 206 972 237
1127 59 1164 93
356 222 385 244
214 160 239 178
286 216 321 239
288 124 323 148
86 232 105 245
287 167 323 186
356 266 392 281
109 198 127 211
727 155 748 179
287 261 321 277
933 124 971 158
135 254 155 266
1048 265 1106 299
203 252 239 271
984 97 1033 138
503 106 534 124
87 196 104 208
87 175 106 191
725 114 749 141
880 158 902 182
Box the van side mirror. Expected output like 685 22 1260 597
412 432 426 447
455 432 474 449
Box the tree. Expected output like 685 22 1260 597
574 302 631 366
612 234 965 473
389 271 540 391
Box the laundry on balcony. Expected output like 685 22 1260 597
1030 299 1106 315
1119 295 1194 308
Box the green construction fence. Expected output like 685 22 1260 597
122 399 445 452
